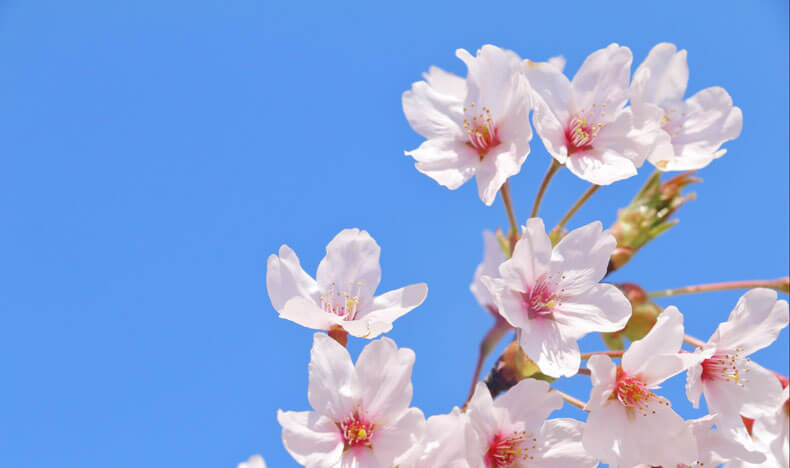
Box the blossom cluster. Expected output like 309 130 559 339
246 43 789 468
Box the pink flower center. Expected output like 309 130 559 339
320 281 361 320
464 103 501 158
700 348 749 386
612 367 668 415
565 106 605 154
521 275 561 320
339 412 374 450
485 431 535 467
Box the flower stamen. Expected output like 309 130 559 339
320 281 362 320
485 431 536 467
464 104 501 158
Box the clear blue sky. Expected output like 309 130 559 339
0 1 787 467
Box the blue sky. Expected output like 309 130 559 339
0 1 787 467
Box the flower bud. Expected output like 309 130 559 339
602 283 663 349
484 341 550 397
608 171 700 272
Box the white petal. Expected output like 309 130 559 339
423 66 466 101
277 410 344 468
572 43 632 113
406 137 479 190
466 382 500 449
307 333 358 420
355 337 415 422
495 379 562 431
481 277 526 329
667 86 742 171
586 355 617 409
457 45 528 122
530 418 598 468
316 228 382 299
474 143 527 206
554 283 632 339
551 220 616 292
470 230 507 310
413 409 474 468
684 348 710 408
402 80 464 139
349 283 428 338
279 296 339 331
712 288 789 356
519 318 580 377
237 454 266 468
630 42 689 108
705 361 785 420
266 245 320 311
623 306 683 378
499 218 551 291
372 407 426 467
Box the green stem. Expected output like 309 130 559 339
647 277 790 299
530 159 562 218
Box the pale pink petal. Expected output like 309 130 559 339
712 288 789 356
457 45 527 122
481 278 526 329
499 218 552 291
586 355 617 408
623 306 684 377
237 454 266 468
470 230 507 309
406 137 479 190
402 80 464 139
277 410 344 468
495 379 562 431
279 296 339 331
307 333 358 420
413 409 474 468
352 283 428 338
566 145 638 185
474 143 526 206
737 362 785 419
532 99 570 164
466 382 501 448
554 283 631 339
667 86 742 171
354 337 415 422
550 221 616 290
571 43 632 112
266 245 320 311
423 66 466 101
530 418 598 468
685 347 714 408
631 42 689 108
316 228 382 300
519 318 580 377
371 407 426 467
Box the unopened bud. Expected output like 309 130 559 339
485 341 549 397
608 171 700 273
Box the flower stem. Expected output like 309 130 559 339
463 319 510 408
551 184 600 235
580 350 625 360
647 277 790 299
553 389 588 411
500 181 519 252
683 334 707 348
530 159 562 218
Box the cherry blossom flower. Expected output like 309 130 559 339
470 230 507 317
402 44 533 206
481 218 631 377
685 289 789 423
525 43 657 185
465 380 597 468
634 414 765 468
630 42 743 171
725 386 789 468
237 455 266 468
583 307 705 467
266 228 428 338
405 408 473 468
277 333 425 467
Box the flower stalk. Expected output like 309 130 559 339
530 159 562 218
647 277 790 299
